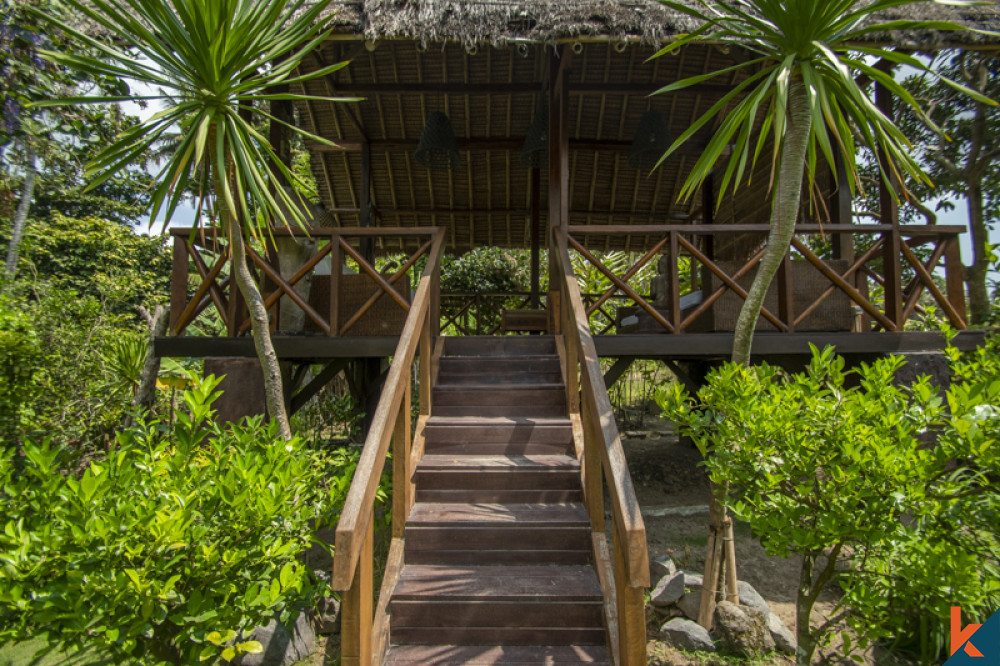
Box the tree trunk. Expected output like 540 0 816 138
965 178 991 326
796 552 819 665
731 80 813 366
229 223 293 439
126 304 169 428
212 160 292 440
4 146 37 282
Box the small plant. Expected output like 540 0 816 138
659 344 1000 664
0 376 360 664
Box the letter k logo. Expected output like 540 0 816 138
952 607 985 658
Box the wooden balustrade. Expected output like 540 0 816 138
552 227 650 666
329 227 444 666
566 224 968 335
167 227 440 338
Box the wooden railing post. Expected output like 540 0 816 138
669 231 681 333
392 378 412 539
341 514 374 666
777 252 794 332
882 229 903 329
170 234 188 336
614 525 646 666
944 234 968 326
329 234 341 336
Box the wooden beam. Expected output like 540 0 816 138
603 356 635 390
289 358 350 415
153 336 400 359
308 137 710 156
323 80 732 96
530 167 541 308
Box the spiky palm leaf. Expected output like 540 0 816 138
28 0 355 236
653 0 996 206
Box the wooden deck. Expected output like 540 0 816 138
154 329 987 361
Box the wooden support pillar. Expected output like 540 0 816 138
170 235 188 336
340 512 374 666
701 172 715 261
361 141 374 262
830 147 854 261
876 73 902 329
530 167 541 308
547 47 571 287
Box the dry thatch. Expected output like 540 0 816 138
318 1 1000 49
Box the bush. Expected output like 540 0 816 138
0 377 358 664
660 343 1000 664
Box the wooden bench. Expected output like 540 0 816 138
500 309 548 334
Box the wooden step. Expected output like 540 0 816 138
415 455 582 503
437 368 565 386
389 565 605 646
432 385 567 418
422 416 574 456
383 644 613 665
438 356 561 379
444 335 557 357
404 502 592 565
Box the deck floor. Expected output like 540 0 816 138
154 330 987 361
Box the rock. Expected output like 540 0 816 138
676 590 702 621
236 611 316 666
767 612 796 655
650 572 686 607
649 554 677 587
658 618 716 652
313 595 341 635
713 601 774 658
679 570 704 588
737 580 770 614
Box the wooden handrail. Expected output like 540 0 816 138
332 227 444 666
332 226 445 590
553 226 649 666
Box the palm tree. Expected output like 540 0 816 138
29 0 354 439
650 0 994 649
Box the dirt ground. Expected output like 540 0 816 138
624 414 897 665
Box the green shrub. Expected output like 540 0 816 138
0 376 358 664
660 343 1000 664
0 297 41 443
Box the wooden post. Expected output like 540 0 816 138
330 235 342 336
944 235 967 326
392 380 412 539
777 253 794 332
669 231 681 332
830 148 854 261
702 172 715 261
876 74 903 329
419 322 431 415
530 167 541 309
361 142 374 263
340 513 374 666
614 526 646 666
547 47 571 289
170 235 188 336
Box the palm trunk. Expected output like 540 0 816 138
699 80 814 627
5 146 37 282
212 162 292 440
731 79 813 366
965 177 991 326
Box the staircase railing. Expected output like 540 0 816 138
552 226 650 666
331 227 445 666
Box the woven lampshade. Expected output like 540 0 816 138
628 109 672 170
520 99 549 168
414 111 460 170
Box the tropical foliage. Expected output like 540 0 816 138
0 377 362 665
660 342 1000 664
29 0 357 439
651 0 994 365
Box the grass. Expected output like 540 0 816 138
0 638 117 666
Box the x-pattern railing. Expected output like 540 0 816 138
168 227 439 338
566 224 968 335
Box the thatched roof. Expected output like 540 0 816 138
318 1 1000 50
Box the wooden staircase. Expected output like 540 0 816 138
332 227 647 666
384 336 611 664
